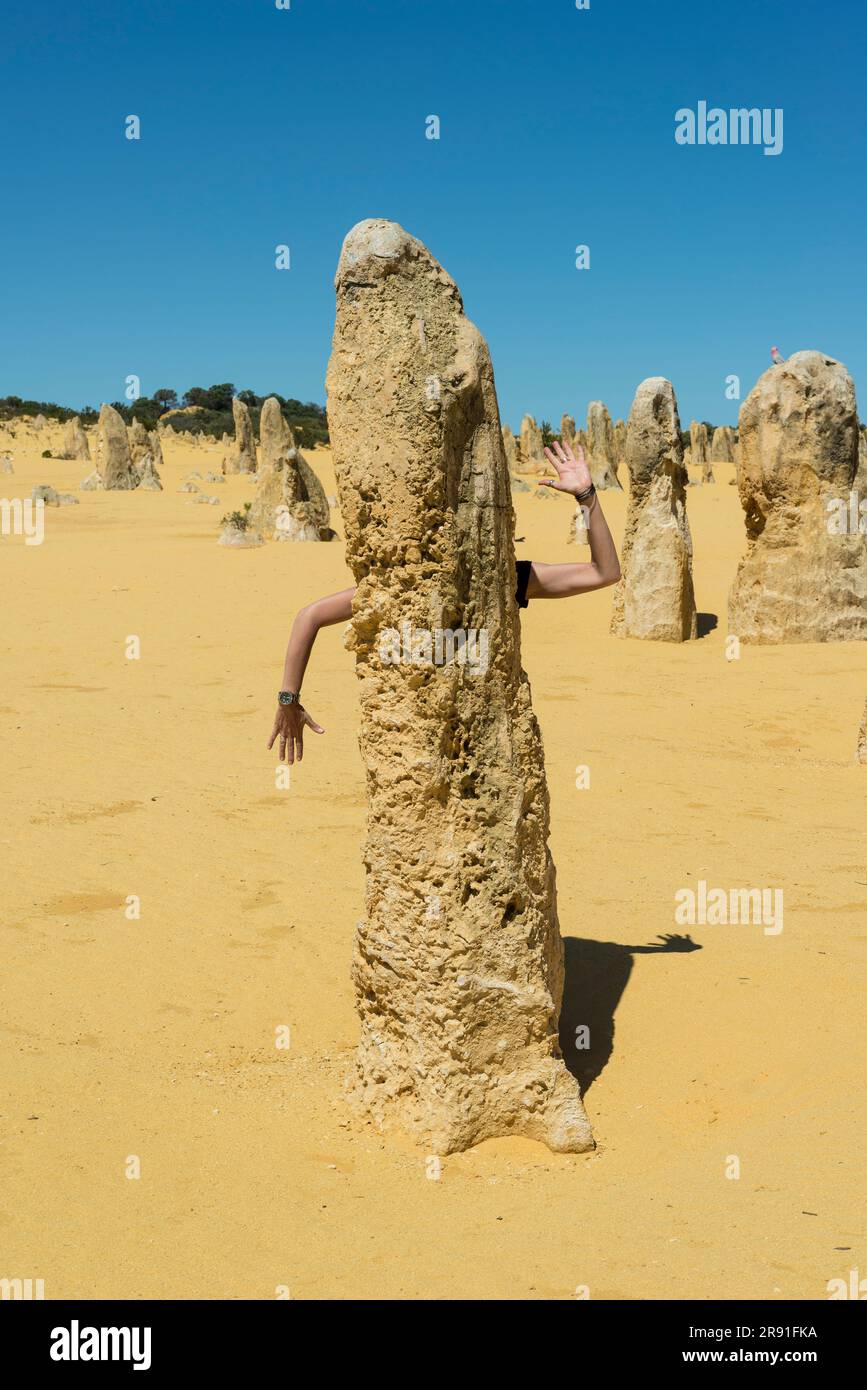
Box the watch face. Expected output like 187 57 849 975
279 692 296 706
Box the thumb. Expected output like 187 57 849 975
305 716 325 734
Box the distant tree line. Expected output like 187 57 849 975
0 384 330 449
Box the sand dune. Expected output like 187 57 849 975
1 421 865 1299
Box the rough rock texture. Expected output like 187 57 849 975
79 469 102 491
217 522 264 548
560 414 577 448
501 425 518 471
517 414 545 473
711 425 735 464
248 396 332 541
326 218 593 1155
59 416 91 461
32 485 78 507
857 428 867 492
613 418 628 470
96 404 137 490
728 351 867 643
225 398 257 474
858 699 867 764
124 420 163 489
33 414 47 431
689 420 709 466
610 377 697 641
568 501 589 546
128 418 150 464
586 401 621 489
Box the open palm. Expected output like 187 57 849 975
541 440 593 496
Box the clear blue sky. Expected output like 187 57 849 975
1 0 864 429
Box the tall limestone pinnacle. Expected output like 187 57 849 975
326 219 593 1154
248 396 334 540
586 401 622 489
225 397 257 474
728 351 867 642
96 404 137 489
611 377 697 641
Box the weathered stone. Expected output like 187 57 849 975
33 414 47 431
2 454 14 474
560 414 577 448
136 455 163 490
248 397 334 541
568 500 589 546
517 414 545 473
586 401 621 489
326 218 593 1155
148 429 164 470
217 522 264 547
610 377 697 641
79 469 102 491
128 418 150 463
711 425 735 464
225 398 257 473
729 351 867 643
58 416 91 461
613 418 628 470
96 404 137 490
32 484 78 507
689 420 709 465
501 425 518 471
689 420 714 483
126 422 163 489
858 698 867 764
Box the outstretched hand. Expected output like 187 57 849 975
541 440 593 497
268 702 324 764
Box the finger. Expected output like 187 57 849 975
286 736 295 764
295 733 303 762
552 440 568 463
305 716 325 734
267 728 277 750
542 447 563 474
279 733 288 762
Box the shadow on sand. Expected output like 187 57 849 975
559 933 701 1095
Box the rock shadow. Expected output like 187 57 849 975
559 933 701 1095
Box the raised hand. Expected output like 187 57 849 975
541 440 593 497
267 701 324 764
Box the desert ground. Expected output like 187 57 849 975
2 421 865 1300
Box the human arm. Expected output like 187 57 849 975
267 587 355 762
529 441 621 597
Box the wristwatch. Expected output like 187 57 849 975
278 690 300 706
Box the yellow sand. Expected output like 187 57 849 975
2 422 864 1301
